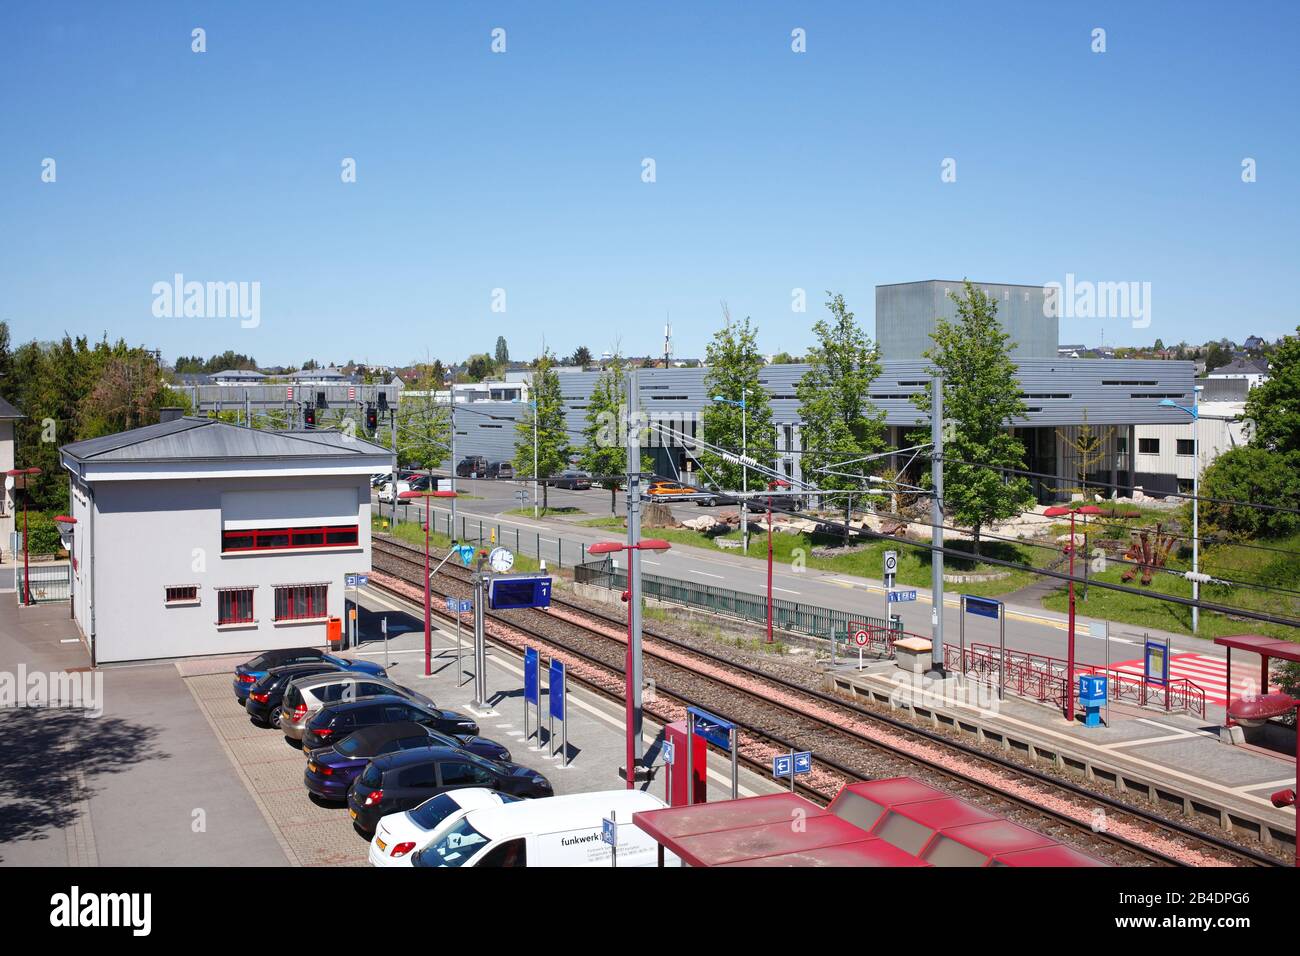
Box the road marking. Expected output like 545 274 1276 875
1099 731 1197 750
687 569 725 580
771 587 801 595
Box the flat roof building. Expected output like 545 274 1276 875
60 417 393 664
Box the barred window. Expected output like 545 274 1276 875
165 585 199 604
274 584 328 621
217 588 254 624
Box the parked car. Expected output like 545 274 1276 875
347 747 552 836
487 461 514 479
694 484 739 507
411 789 673 868
300 695 484 751
244 661 345 727
646 479 696 499
282 675 447 741
232 649 385 703
368 788 521 866
456 456 488 478
553 469 592 490
377 479 413 503
304 722 509 802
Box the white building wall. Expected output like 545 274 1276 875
0 421 15 561
1132 402 1250 485
80 473 372 664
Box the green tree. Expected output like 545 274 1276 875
911 280 1036 554
581 353 626 514
495 336 509 367
466 353 495 382
394 365 450 471
1198 446 1300 539
700 307 776 494
514 352 570 510
796 293 887 543
570 346 593 368
1203 341 1231 374
1244 325 1298 453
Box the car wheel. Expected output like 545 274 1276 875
270 706 282 729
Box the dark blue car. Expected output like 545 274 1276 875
233 647 385 703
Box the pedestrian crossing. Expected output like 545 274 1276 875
1107 652 1276 706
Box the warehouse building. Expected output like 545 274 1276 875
60 416 393 665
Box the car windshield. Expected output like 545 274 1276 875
407 793 460 831
335 734 372 757
420 818 491 867
359 763 383 788
245 654 269 669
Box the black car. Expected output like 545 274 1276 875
245 661 344 727
347 746 553 835
695 485 739 507
301 695 489 752
456 456 488 478
553 469 592 490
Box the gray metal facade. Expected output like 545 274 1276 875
875 280 1058 361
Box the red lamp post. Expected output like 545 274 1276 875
399 488 458 676
588 537 672 788
6 468 42 606
1043 503 1103 722
765 479 789 644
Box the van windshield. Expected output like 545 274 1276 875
420 818 491 867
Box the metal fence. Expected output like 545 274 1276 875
14 564 71 604
374 502 590 569
575 557 899 645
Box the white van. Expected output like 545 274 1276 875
411 789 680 868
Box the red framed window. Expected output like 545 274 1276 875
274 584 328 622
221 525 359 553
165 585 199 604
217 588 254 624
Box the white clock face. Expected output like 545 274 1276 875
488 547 515 574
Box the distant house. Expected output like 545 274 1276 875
210 369 267 387
1058 344 1086 358
1206 357 1269 389
1243 335 1266 352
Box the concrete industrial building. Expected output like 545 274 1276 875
60 417 393 664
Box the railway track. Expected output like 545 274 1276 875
371 534 1285 867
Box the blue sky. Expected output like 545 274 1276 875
1 1 1296 368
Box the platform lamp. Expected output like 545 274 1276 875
6 467 42 607
588 537 672 788
398 488 458 677
1043 503 1103 722
765 479 789 644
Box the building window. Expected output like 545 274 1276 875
1177 479 1194 494
221 524 359 553
1176 439 1195 456
1138 438 1160 455
1115 436 1128 454
217 588 254 624
165 585 199 605
274 584 328 621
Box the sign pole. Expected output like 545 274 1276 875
959 595 966 677
547 659 554 757
456 603 464 686
789 748 796 793
1105 620 1111 727
382 616 389 671
998 601 1006 701
685 716 695 806
561 665 569 767
729 726 738 799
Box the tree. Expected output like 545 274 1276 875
495 336 509 367
796 293 887 543
1203 341 1231 374
570 346 593 368
1198 446 1300 539
1054 410 1114 499
769 351 801 365
700 306 776 494
581 353 626 514
514 352 570 511
1244 325 1299 454
394 378 450 472
465 354 495 382
911 280 1036 554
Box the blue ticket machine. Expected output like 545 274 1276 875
1078 675 1107 727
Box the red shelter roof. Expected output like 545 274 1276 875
1214 634 1300 664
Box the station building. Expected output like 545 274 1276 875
434 280 1201 500
59 416 393 665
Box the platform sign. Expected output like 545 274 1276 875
883 550 898 589
662 741 674 766
1079 675 1107 704
965 595 1002 620
455 544 476 566
686 705 735 751
601 817 618 846
489 574 552 611
345 573 368 588
1144 639 1169 686
888 589 917 603
773 751 813 779
549 659 566 720
524 647 539 705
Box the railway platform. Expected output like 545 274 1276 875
828 659 1297 856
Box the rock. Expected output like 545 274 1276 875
681 515 718 532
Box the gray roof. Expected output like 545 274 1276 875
61 416 392 464
0 396 23 420
210 369 266 380
1208 358 1268 376
290 367 349 379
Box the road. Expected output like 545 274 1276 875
372 475 1238 670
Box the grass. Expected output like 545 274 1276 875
1040 532 1300 642
372 515 543 573
580 516 1048 598
504 506 582 518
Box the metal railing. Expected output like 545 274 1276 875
14 564 71 604
374 503 589 569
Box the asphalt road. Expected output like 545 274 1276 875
372 475 1228 668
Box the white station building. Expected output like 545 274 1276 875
60 416 393 665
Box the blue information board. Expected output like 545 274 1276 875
601 817 617 846
524 647 539 705
489 575 552 610
686 705 735 751
966 596 1002 620
773 751 814 779
888 589 917 603
1144 640 1169 686
549 659 565 720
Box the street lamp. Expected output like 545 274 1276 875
588 537 672 788
765 479 789 644
6 467 41 607
1044 502 1103 722
711 391 748 551
398 488 459 676
1160 389 1202 634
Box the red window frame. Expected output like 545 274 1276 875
221 525 359 553
217 588 254 624
274 584 328 622
165 585 199 604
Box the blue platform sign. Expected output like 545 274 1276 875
549 659 566 720
524 647 539 705
346 573 369 588
1078 674 1107 704
966 596 1002 620
445 597 472 614
601 817 617 846
773 751 813 779
1144 640 1169 686
489 575 552 610
662 741 675 766
888 589 917 603
456 544 476 566
686 706 735 751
